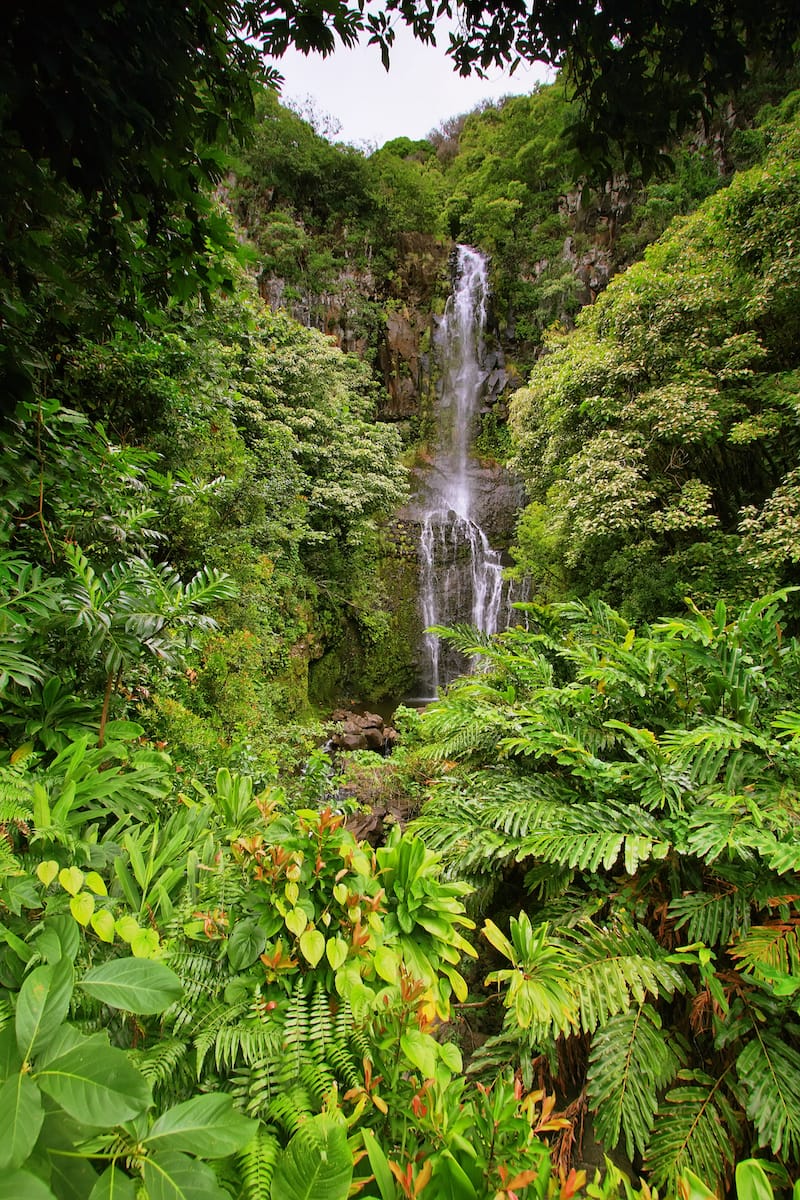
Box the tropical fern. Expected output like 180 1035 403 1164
669 889 752 946
559 922 688 1035
588 1003 684 1159
267 1084 316 1136
646 1070 740 1194
731 921 800 976
236 1126 280 1200
135 1038 193 1103
233 1054 285 1119
737 1024 800 1158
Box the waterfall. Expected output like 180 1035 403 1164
416 245 508 698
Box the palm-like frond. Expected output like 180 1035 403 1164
588 1003 683 1159
669 889 752 947
647 1070 740 1195
737 1024 800 1158
560 922 688 1035
236 1126 280 1200
420 698 512 762
731 922 800 976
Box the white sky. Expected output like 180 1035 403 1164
272 22 552 150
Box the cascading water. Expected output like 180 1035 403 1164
416 245 509 697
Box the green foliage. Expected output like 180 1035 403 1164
412 593 800 1192
509 96 800 617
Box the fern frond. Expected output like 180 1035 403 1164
299 1059 337 1107
422 702 511 762
561 923 687 1034
731 922 800 976
193 999 249 1075
646 1070 739 1195
308 986 335 1061
0 991 14 1031
236 1126 280 1200
233 1055 284 1119
588 1003 683 1160
327 1039 361 1090
684 800 770 863
282 979 310 1080
0 835 23 875
267 1084 314 1135
523 862 576 903
669 889 752 947
134 1038 192 1107
427 622 499 660
736 1024 800 1157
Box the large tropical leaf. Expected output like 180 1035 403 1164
79 958 183 1014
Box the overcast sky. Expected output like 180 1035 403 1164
273 22 553 150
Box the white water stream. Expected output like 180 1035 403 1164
416 245 507 697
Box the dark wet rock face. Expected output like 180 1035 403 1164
327 709 399 754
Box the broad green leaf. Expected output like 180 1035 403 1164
285 907 307 937
0 1170 57 1199
735 1161 774 1200
325 936 349 970
102 721 145 740
89 1165 138 1200
438 1041 463 1074
399 1028 438 1078
91 910 116 943
299 927 325 967
36 1042 151 1124
16 957 74 1060
142 1151 230 1200
374 945 399 983
0 1025 23 1080
0 921 33 964
70 892 95 925
36 1104 105 1199
681 1169 716 1200
270 1114 352 1200
58 867 84 897
131 928 160 958
0 1072 44 1169
115 915 141 942
84 872 108 896
37 861 59 888
79 958 182 1013
226 918 266 970
431 1149 479 1200
144 1093 258 1158
481 918 515 962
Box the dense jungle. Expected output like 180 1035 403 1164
3 3 800 1198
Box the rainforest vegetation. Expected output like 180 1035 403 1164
2 3 800 1199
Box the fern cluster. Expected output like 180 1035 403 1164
413 595 800 1193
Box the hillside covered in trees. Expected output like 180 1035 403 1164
2 4 800 1198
